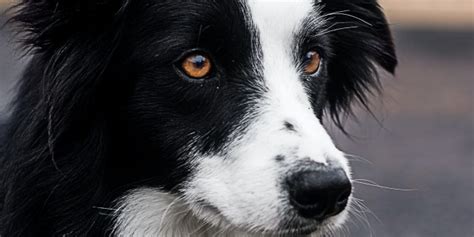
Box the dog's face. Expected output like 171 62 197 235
1 0 397 235
109 0 396 235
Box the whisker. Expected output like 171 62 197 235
92 206 120 212
317 9 372 27
345 153 374 165
328 12 373 27
353 179 417 192
352 198 379 224
315 26 360 37
354 199 382 225
315 9 352 21
350 203 370 226
349 199 375 237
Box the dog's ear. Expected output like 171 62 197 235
319 0 398 129
11 0 129 51
6 1 132 172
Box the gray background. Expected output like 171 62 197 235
1 13 473 237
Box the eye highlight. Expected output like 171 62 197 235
179 52 212 79
303 50 321 75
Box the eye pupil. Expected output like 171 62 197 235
191 55 206 68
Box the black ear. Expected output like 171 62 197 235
320 0 397 129
10 0 128 51
1 2 131 234
7 0 131 134
5 0 131 176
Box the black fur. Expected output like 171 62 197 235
0 0 396 236
321 0 397 129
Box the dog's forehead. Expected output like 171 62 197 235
247 0 315 42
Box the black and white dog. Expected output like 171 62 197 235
0 0 396 236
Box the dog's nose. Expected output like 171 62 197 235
286 167 352 220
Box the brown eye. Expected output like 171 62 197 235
303 50 321 75
180 53 212 79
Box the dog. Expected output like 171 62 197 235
0 0 396 236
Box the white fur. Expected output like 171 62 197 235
114 188 346 237
114 1 351 236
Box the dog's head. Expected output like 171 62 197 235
13 0 396 235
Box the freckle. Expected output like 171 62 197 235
275 155 285 162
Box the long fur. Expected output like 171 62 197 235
0 0 396 236
1 1 130 235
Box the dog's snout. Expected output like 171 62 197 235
286 167 351 220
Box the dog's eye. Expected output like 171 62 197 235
303 50 321 75
180 52 212 79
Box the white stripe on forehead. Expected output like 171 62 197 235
243 0 335 163
247 0 316 113
247 0 313 43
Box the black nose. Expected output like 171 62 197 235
286 167 352 220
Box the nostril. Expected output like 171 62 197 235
331 187 351 217
336 188 351 207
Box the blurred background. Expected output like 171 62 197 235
0 0 473 236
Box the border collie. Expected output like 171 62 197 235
0 0 396 236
